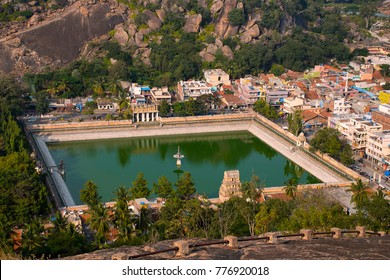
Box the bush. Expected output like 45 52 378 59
228 8 245 26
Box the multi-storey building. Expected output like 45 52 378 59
266 90 289 106
177 80 212 101
329 115 382 152
283 97 304 113
333 98 352 115
366 130 390 165
237 77 264 105
150 87 172 104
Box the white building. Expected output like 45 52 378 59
177 80 212 101
333 98 351 115
329 115 382 151
283 97 304 113
366 130 390 165
203 69 231 86
150 87 172 104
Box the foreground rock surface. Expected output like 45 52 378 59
63 236 390 260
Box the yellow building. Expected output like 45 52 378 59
379 91 390 104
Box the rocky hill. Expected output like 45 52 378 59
0 0 384 75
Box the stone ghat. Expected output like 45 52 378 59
62 227 389 260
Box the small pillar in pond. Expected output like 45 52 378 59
173 146 184 167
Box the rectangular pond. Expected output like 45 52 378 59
47 131 321 204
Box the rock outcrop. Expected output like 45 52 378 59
143 10 162 31
183 14 202 33
63 235 390 260
215 0 239 38
114 24 129 46
0 1 125 74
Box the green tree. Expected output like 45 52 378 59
361 190 390 231
84 101 97 115
33 91 50 115
239 175 263 236
153 176 174 201
255 198 290 234
270 64 285 76
113 186 134 244
80 181 101 211
253 99 279 120
89 203 111 248
176 172 196 200
347 179 369 210
287 109 303 136
310 128 353 166
0 74 27 116
360 3 377 29
283 177 298 199
20 218 45 257
228 8 246 27
130 172 150 199
283 191 352 232
159 100 171 117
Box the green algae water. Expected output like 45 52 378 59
47 131 321 204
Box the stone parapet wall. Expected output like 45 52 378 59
27 119 133 132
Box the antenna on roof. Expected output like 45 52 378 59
345 72 349 93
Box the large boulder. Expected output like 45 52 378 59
114 24 129 46
143 10 162 31
222 45 234 60
246 24 260 38
128 24 137 37
240 32 252 44
206 44 218 55
27 14 42 28
183 14 202 33
215 0 238 38
211 0 224 15
199 50 215 62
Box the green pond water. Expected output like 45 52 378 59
47 131 321 204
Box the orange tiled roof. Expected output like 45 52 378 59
306 90 320 100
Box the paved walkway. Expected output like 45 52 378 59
35 136 75 206
247 124 346 183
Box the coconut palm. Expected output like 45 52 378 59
283 177 298 199
92 78 106 96
113 186 134 244
56 80 70 96
89 203 111 248
106 79 123 96
347 179 369 210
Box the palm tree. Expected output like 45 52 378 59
113 186 133 244
52 212 68 233
106 79 123 97
347 179 369 210
21 218 44 257
283 177 298 199
89 203 111 248
92 78 106 96
45 84 59 97
56 80 70 96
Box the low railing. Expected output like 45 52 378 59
117 226 386 260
